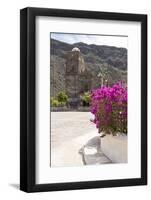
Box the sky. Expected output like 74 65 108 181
51 33 128 49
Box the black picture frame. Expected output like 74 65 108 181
20 7 147 193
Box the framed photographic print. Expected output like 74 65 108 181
20 7 147 192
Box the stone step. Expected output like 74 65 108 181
80 146 112 165
79 135 112 165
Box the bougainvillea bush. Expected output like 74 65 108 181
90 81 127 135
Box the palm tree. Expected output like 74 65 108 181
97 65 109 87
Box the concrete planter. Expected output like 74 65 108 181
101 134 127 163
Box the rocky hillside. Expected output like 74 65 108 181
50 39 127 97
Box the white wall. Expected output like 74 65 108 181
0 0 150 199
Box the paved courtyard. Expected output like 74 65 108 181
51 112 111 167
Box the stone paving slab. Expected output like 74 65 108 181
51 112 98 167
51 112 112 167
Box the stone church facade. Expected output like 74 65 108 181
65 48 92 108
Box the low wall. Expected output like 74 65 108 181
51 107 71 112
101 134 127 163
51 106 90 112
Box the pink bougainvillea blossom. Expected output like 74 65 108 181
90 81 127 135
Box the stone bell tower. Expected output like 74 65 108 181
65 47 86 108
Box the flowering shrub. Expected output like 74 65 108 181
90 81 127 135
